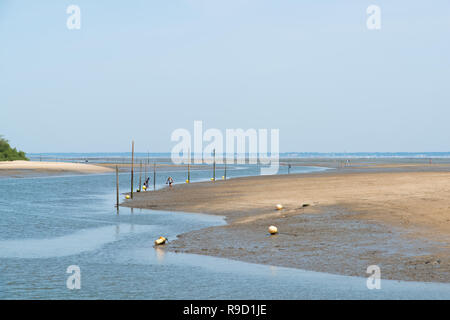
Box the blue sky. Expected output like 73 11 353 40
1 0 449 153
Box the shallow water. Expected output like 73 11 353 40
1 164 449 299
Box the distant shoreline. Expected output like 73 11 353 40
124 161 450 283
0 160 113 177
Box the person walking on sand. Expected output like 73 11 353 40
166 176 174 188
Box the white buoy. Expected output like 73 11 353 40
276 204 283 210
268 226 278 235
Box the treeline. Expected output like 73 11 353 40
0 136 28 161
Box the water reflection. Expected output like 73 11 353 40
0 224 151 259
155 247 166 263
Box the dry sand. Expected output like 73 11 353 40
0 160 113 177
125 165 450 283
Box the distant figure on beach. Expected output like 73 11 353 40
144 177 149 189
166 176 174 188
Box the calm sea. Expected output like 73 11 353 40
1 161 449 299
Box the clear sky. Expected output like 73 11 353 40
1 0 449 153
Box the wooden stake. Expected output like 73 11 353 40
188 148 190 182
131 140 134 199
213 148 216 181
116 165 119 212
146 151 149 181
139 160 142 192
153 162 156 191
224 159 227 180
144 158 147 183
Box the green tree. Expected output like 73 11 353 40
0 136 28 161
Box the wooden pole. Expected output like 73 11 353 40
131 140 134 199
139 161 142 192
213 148 216 181
188 148 190 182
144 158 147 183
146 151 149 181
116 165 119 212
153 162 156 191
224 160 227 180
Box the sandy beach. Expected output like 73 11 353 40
0 160 113 177
124 163 450 283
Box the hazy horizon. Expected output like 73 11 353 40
24 151 450 157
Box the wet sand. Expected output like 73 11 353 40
0 160 113 177
125 162 450 283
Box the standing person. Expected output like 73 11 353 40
144 177 149 189
166 176 174 188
